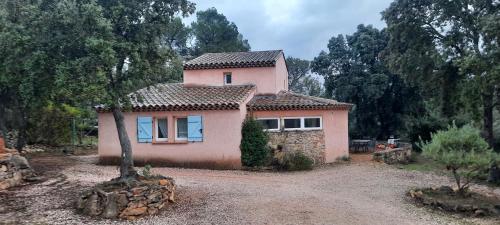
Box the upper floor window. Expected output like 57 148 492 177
224 72 232 85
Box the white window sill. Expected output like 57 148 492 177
283 128 322 131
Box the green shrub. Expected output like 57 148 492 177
339 155 350 162
141 164 153 178
240 117 271 167
419 123 496 194
27 103 81 146
276 151 314 171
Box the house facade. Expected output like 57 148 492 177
97 50 352 169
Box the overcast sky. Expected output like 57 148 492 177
184 0 394 60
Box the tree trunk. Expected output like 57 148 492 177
482 88 495 148
452 168 461 192
111 106 137 179
15 110 27 151
0 105 8 143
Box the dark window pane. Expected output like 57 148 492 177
304 118 321 128
224 73 232 84
284 118 301 129
157 119 168 139
257 119 278 130
177 118 188 139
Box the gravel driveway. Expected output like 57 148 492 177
1 154 499 225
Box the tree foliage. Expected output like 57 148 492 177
311 25 421 139
240 117 270 167
420 124 497 193
383 0 500 147
0 0 111 150
286 56 323 96
191 7 250 56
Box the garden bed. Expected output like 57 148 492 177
408 186 500 217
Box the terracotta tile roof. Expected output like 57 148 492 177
247 91 353 111
96 83 255 112
184 50 283 70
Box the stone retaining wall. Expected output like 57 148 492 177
0 148 34 189
77 177 176 220
372 144 412 164
267 130 325 164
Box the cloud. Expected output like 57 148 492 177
184 0 393 60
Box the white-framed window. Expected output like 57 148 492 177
155 118 168 141
283 117 322 131
175 117 188 140
256 118 280 131
224 72 232 85
303 117 322 130
283 117 302 130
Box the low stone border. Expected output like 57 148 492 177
76 176 176 220
0 148 36 190
373 144 412 164
408 186 500 217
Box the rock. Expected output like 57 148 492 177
23 176 43 182
168 191 175 203
147 207 158 215
473 209 486 217
102 193 119 219
84 193 102 216
131 186 147 196
455 204 473 212
147 191 162 203
10 155 31 170
120 206 147 217
116 194 129 209
437 186 454 195
159 179 171 186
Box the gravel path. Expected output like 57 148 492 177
1 154 499 225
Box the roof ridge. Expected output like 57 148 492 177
202 49 282 55
184 50 283 70
283 91 340 104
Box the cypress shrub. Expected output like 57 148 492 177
240 117 270 167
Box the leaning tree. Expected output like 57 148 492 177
92 0 195 180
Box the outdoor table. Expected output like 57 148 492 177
351 139 371 153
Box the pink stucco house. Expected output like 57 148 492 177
97 50 352 169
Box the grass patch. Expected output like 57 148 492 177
398 153 447 175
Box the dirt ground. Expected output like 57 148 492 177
0 152 499 225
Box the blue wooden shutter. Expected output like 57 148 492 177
137 116 153 143
187 115 203 142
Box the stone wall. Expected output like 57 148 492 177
372 144 412 164
0 148 34 189
268 130 325 164
77 177 176 220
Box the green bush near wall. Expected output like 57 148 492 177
240 117 271 167
279 151 314 171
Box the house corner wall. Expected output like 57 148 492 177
324 110 349 162
274 53 289 92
